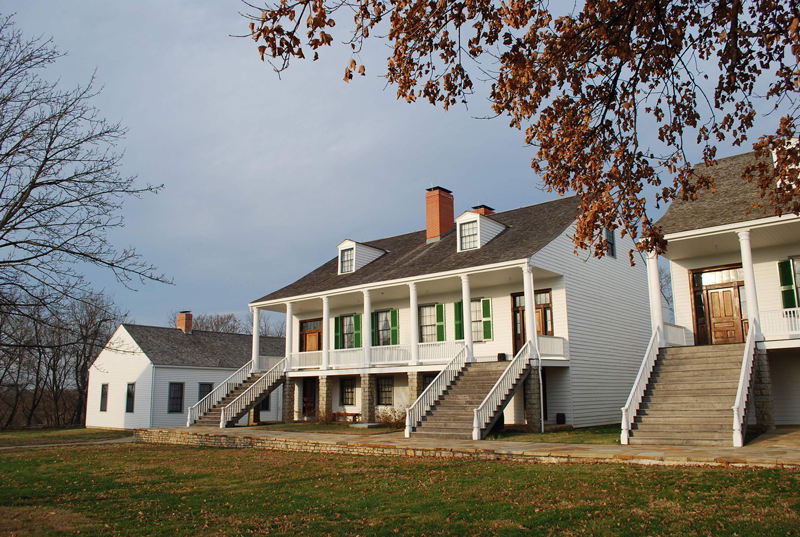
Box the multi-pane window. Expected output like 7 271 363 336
460 221 478 250
606 228 616 258
341 315 355 349
377 377 394 406
422 374 437 391
535 290 553 336
100 384 108 412
794 258 800 304
168 383 184 413
419 305 437 343
126 383 135 413
376 311 392 346
341 378 356 406
471 299 484 342
340 248 354 273
261 395 271 411
198 383 213 401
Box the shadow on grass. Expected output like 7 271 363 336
486 424 621 444
249 422 402 436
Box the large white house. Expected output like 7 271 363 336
86 313 285 429
187 187 652 439
622 150 800 447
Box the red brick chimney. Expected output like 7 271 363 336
472 204 495 216
177 311 193 334
425 186 454 242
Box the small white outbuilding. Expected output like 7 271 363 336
85 314 284 429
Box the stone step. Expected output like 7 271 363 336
637 409 731 419
629 429 729 440
418 420 472 429
653 361 741 372
628 436 730 446
640 401 734 412
650 368 740 380
646 383 737 394
632 422 729 432
661 344 744 356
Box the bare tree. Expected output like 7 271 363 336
0 16 168 339
191 313 246 334
245 310 286 338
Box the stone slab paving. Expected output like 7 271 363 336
134 426 800 469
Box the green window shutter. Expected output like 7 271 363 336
436 303 445 342
390 309 399 345
482 298 492 340
778 260 798 308
454 301 463 340
334 317 341 350
354 314 362 348
371 312 378 346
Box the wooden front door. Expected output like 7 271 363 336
690 266 747 345
511 293 526 355
302 377 317 417
300 318 322 352
707 286 743 345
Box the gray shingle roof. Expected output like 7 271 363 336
656 151 775 235
255 196 579 303
122 324 285 368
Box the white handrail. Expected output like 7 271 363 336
186 360 253 426
220 358 286 428
760 307 800 336
732 324 757 447
472 341 533 440
620 327 662 445
404 343 468 437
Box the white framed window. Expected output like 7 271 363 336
606 228 616 258
376 311 392 346
471 299 484 342
340 248 354 273
460 221 478 250
419 305 437 343
341 314 355 349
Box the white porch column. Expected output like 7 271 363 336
409 282 420 365
251 307 260 371
522 264 537 354
646 250 666 347
322 296 330 370
362 290 372 367
284 302 293 372
737 230 762 339
461 274 474 360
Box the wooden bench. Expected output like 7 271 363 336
332 412 361 423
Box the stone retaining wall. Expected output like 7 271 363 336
133 428 793 468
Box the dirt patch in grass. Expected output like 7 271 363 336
487 424 621 444
251 422 401 435
0 506 94 535
0 427 132 447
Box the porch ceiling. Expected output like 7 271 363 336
664 218 800 261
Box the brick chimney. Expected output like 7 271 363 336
425 186 454 242
177 311 193 334
472 204 495 216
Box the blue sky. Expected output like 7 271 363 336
7 1 777 327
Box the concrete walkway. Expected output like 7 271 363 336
135 426 800 469
0 436 135 451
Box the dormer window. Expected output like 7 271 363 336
340 248 354 273
460 221 479 250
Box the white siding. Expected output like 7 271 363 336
258 386 283 422
479 215 506 247
338 240 385 273
331 375 362 414
769 350 800 425
530 226 651 427
670 241 800 344
543 366 573 425
86 326 153 429
151 366 251 428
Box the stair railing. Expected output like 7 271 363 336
405 343 468 437
220 358 286 428
472 341 533 440
732 323 757 447
620 326 662 445
186 360 253 426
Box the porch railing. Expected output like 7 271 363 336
373 344 412 364
620 327 662 445
220 358 286 428
732 323 757 447
472 341 534 440
291 351 322 369
418 340 465 364
186 360 253 426
405 343 468 437
663 323 688 346
258 355 283 372
537 335 565 357
330 348 363 369
760 308 800 337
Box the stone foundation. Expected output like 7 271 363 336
282 379 295 422
752 348 776 433
360 373 375 422
408 372 424 400
319 376 334 419
523 369 542 433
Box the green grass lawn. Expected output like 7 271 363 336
0 427 132 447
252 422 401 435
487 424 622 444
1 443 798 536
